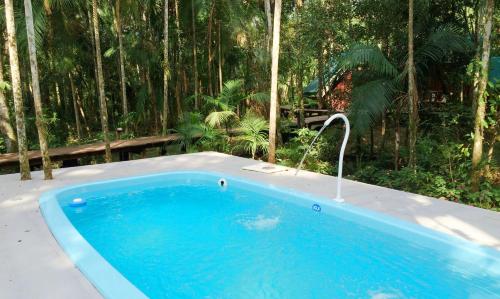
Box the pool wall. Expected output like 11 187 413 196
40 170 500 298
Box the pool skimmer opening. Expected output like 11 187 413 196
218 178 227 188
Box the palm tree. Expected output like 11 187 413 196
203 80 243 131
234 114 269 159
471 0 495 191
24 0 53 179
407 0 418 170
268 0 282 163
337 27 470 167
92 0 112 162
4 0 31 180
0 44 17 153
174 112 204 152
162 0 170 135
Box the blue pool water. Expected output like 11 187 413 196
43 172 500 298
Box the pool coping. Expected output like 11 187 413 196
39 189 147 299
1 152 499 298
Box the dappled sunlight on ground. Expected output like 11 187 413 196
415 215 500 250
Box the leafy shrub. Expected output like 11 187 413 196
277 128 333 174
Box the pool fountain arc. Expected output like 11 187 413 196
295 113 350 202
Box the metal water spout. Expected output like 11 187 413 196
294 113 350 202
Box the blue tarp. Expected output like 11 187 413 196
303 60 343 97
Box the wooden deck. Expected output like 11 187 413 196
0 135 182 167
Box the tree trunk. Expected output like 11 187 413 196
317 46 325 108
92 0 112 163
0 43 17 152
24 0 52 179
207 1 215 97
191 0 199 109
268 0 282 163
4 0 31 180
394 102 401 170
471 0 494 191
146 67 159 134
298 66 305 127
485 113 498 177
162 0 170 135
114 0 128 129
174 0 183 119
264 0 273 52
379 111 387 156
217 19 223 93
69 72 82 139
471 1 484 111
407 0 419 170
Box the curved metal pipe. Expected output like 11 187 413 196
294 113 350 202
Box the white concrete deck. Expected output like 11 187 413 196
1 152 499 298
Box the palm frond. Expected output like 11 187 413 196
415 25 472 64
233 114 269 158
348 79 395 135
246 92 270 103
205 110 237 128
338 43 398 77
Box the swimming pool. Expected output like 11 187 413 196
40 171 500 299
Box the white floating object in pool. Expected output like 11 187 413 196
218 178 228 188
70 198 87 207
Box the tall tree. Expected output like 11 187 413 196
162 0 170 135
24 0 53 179
68 72 82 139
268 0 282 163
191 0 199 109
114 0 129 129
92 0 112 162
4 0 31 180
0 42 17 152
207 0 215 97
217 18 223 93
174 0 183 118
264 0 273 52
471 0 495 191
407 0 419 169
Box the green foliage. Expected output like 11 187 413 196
198 124 230 153
339 44 398 77
277 128 333 174
0 137 5 154
350 165 499 211
0 80 11 91
233 113 269 159
173 112 204 153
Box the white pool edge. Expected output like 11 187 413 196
39 191 147 299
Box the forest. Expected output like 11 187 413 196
0 0 498 210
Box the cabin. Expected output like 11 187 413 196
302 60 351 112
